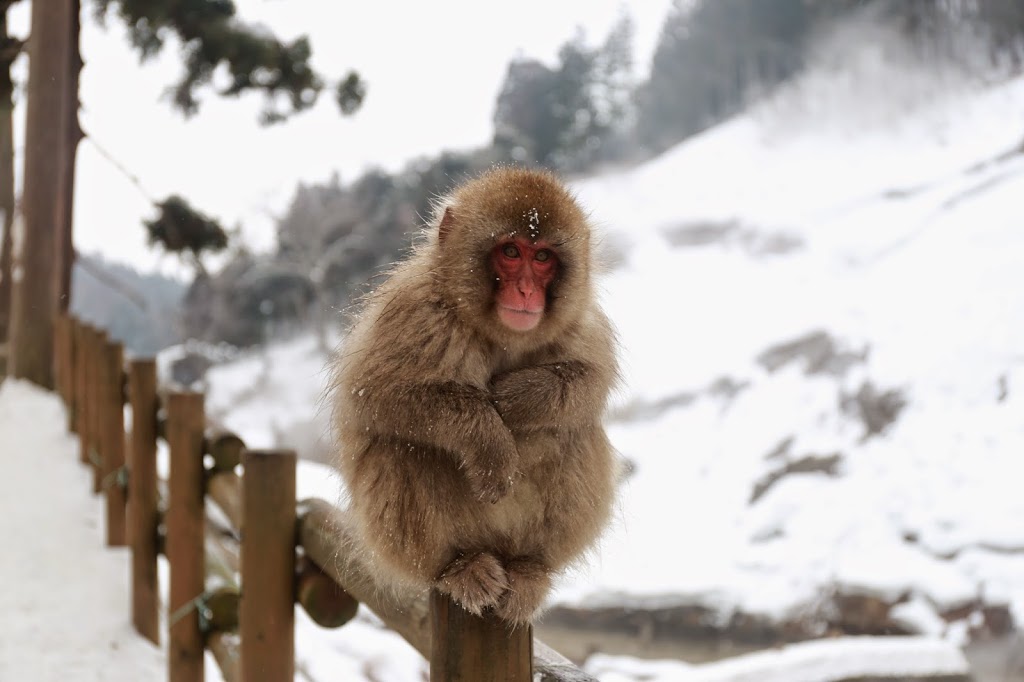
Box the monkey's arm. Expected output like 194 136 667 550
490 360 610 432
354 381 519 503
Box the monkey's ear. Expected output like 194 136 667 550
439 207 456 245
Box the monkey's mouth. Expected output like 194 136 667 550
497 305 543 332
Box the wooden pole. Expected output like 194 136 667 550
84 326 95 469
167 391 206 682
60 314 72 409
64 315 78 431
102 340 126 546
58 0 83 314
129 358 159 645
90 328 107 493
206 428 245 530
207 471 242 530
53 313 66 404
63 316 73 425
75 322 89 457
295 556 358 629
430 591 533 682
240 449 296 682
206 428 245 473
208 632 241 682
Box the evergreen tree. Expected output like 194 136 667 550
637 0 810 154
94 0 365 122
493 20 635 171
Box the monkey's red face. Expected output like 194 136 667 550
492 239 559 332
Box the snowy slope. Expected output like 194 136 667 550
190 33 1024 679
559 49 1024 636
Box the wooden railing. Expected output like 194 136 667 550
51 313 595 682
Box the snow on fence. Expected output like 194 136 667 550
52 313 593 682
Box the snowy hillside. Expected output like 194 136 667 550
185 32 1024 680
562 42 1024 639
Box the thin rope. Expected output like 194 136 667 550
82 130 156 204
101 465 128 491
168 592 213 632
88 446 102 470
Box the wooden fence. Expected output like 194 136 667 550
52 313 595 682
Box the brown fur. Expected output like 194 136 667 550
331 166 618 624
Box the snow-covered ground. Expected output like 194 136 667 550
0 380 164 681
588 636 969 682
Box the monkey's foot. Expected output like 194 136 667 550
437 552 509 615
494 557 551 625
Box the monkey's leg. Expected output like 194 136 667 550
350 441 462 579
493 555 551 625
487 435 615 626
352 438 510 612
436 551 510 616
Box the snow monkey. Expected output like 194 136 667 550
331 166 618 624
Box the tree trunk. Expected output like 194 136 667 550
9 0 72 388
0 2 22 378
59 0 82 312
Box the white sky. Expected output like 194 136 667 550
10 0 673 277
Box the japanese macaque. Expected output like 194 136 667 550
331 167 618 624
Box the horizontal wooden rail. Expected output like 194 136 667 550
298 498 596 681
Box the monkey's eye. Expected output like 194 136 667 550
502 244 520 259
535 249 553 263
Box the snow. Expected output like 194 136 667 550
0 379 164 681
586 635 968 682
203 333 339 465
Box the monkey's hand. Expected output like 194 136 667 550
463 426 519 504
491 361 594 432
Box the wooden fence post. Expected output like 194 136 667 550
83 326 96 471
129 358 160 645
89 327 107 493
102 339 126 546
75 322 89 457
240 449 296 682
60 314 74 414
167 391 206 682
53 313 67 411
64 315 78 432
430 591 533 682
